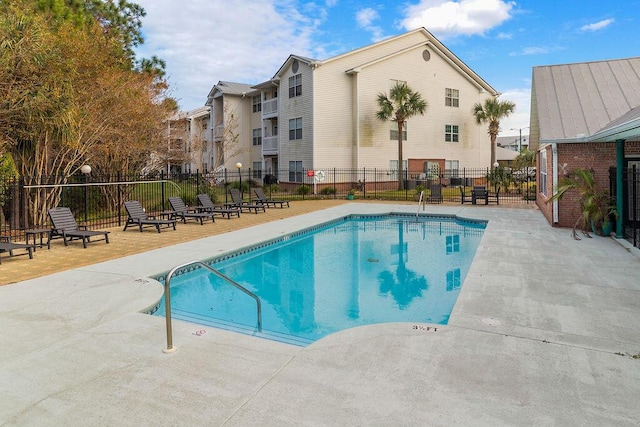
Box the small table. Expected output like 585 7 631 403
25 228 51 251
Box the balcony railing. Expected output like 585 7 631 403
262 98 278 118
262 136 278 155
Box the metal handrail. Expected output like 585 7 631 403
162 260 263 353
416 190 425 218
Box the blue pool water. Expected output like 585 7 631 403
152 214 486 346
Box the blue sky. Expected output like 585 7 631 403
134 0 640 136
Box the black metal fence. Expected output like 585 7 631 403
0 167 537 240
617 166 640 249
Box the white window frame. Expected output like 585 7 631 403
289 160 303 182
445 124 459 143
252 161 262 179
445 88 459 107
289 117 302 140
539 149 547 196
288 74 302 98
390 121 408 141
389 159 408 180
445 160 459 177
252 95 261 113
252 128 262 146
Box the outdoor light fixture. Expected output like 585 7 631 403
236 162 243 196
80 164 92 174
510 127 529 152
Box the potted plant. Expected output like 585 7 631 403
347 188 356 200
546 168 617 239
414 184 425 201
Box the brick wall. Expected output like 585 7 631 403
536 141 640 228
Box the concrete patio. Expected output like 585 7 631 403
1 202 639 426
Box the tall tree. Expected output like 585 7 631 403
376 82 427 190
472 97 516 167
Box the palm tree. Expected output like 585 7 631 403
376 82 428 190
472 97 516 167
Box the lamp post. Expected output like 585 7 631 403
80 164 91 224
236 162 242 197
510 127 529 152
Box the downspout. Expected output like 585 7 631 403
552 143 559 223
616 139 625 238
352 69 361 169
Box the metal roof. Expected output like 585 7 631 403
532 57 640 143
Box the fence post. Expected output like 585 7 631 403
161 170 166 211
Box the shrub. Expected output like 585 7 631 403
320 186 336 195
296 185 311 195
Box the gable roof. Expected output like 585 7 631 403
532 57 640 143
269 28 497 95
205 81 257 105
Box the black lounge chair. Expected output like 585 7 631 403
168 196 215 225
0 236 34 264
48 207 110 248
252 187 290 208
487 186 500 205
459 186 473 204
425 184 443 204
196 194 240 219
123 200 177 233
228 188 266 214
472 186 488 205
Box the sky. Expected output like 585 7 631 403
134 0 640 137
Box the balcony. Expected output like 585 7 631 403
262 98 278 118
262 136 278 156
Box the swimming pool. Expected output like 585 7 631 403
152 214 486 346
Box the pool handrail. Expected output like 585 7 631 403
162 260 263 353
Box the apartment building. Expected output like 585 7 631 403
205 27 498 183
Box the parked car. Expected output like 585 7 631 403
512 167 536 181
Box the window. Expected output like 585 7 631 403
445 88 459 107
252 96 261 113
445 124 459 142
446 269 461 291
390 121 408 141
539 150 547 196
288 74 302 98
389 160 408 180
252 128 262 146
446 235 460 254
289 117 302 140
445 160 459 177
252 161 262 178
289 160 303 182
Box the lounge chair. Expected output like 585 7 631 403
425 184 443 204
487 186 500 205
228 188 266 214
168 196 215 225
472 186 488 205
0 236 33 264
48 207 110 248
196 194 241 219
123 200 177 233
459 186 472 204
252 187 290 208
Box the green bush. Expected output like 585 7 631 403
296 185 311 195
320 186 336 195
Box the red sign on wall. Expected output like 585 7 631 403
306 170 315 177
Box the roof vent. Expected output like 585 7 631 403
422 49 431 61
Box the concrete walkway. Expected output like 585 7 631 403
1 203 639 426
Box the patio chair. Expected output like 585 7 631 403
168 196 215 225
459 186 473 204
0 236 34 264
472 186 488 205
252 187 290 208
487 186 500 205
228 188 266 214
196 194 241 219
425 184 443 204
123 200 177 233
48 207 110 248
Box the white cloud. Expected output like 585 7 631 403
356 7 386 41
134 0 326 110
510 46 546 56
400 0 515 38
495 88 531 137
580 18 615 32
